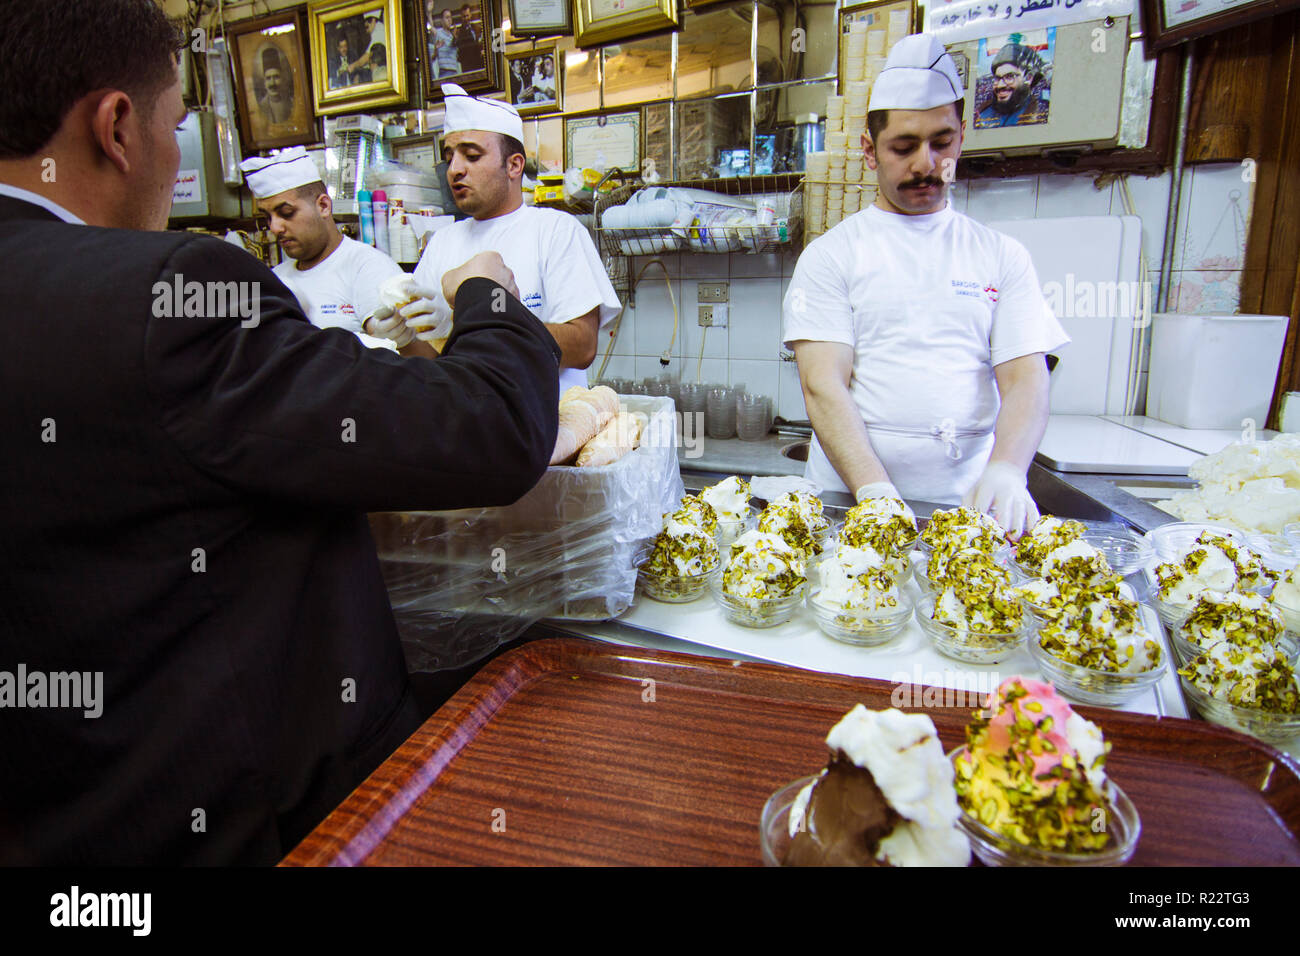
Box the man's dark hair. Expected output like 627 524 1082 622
294 181 328 202
498 133 526 169
0 0 181 159
866 99 965 146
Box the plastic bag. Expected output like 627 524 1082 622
368 395 683 671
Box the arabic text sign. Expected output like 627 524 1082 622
925 0 1134 43
172 169 201 205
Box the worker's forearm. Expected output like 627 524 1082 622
398 338 440 359
548 321 597 370
988 376 1050 474
804 383 891 490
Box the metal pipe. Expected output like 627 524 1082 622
1157 49 1195 313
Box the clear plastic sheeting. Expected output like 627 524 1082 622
368 396 683 672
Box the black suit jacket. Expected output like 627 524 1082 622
0 195 561 865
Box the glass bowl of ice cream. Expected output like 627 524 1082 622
711 529 808 627
914 544 1016 600
1177 645 1300 746
916 587 1032 665
807 544 912 646
637 508 722 603
700 476 756 548
950 677 1140 866
1029 595 1166 705
1013 516 1087 578
762 706 970 867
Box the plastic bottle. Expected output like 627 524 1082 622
372 190 390 255
357 189 374 246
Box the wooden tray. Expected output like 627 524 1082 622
282 638 1300 866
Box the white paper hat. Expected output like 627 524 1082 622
868 34 964 113
239 147 323 199
441 83 524 143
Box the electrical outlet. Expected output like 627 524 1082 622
698 305 714 327
697 282 729 303
710 304 728 328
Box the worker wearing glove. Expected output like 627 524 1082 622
783 35 1066 529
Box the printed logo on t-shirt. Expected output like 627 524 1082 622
951 279 982 299
320 303 338 315
984 285 999 304
523 291 543 310
340 304 355 316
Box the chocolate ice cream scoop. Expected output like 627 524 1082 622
784 754 901 866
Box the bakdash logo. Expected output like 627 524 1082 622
49 886 150 936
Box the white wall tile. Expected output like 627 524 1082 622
590 353 635 385
631 252 680 277
966 176 1038 222
1176 163 1254 272
1168 270 1242 315
685 358 729 388
728 277 785 361
680 254 730 278
778 359 807 420
635 354 681 381
604 310 635 356
1114 171 1171 271
629 277 681 357
780 250 799 278
729 252 784 278
947 180 969 214
728 359 780 403
1035 174 1115 219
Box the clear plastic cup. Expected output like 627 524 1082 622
707 387 737 439
736 392 771 442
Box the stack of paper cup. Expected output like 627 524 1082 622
866 54 887 87
867 29 885 55
843 186 861 214
844 148 863 183
844 27 868 84
825 96 845 134
806 150 829 182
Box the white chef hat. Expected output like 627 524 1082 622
239 147 323 199
868 33 964 113
441 83 524 143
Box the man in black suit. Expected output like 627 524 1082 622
0 0 561 865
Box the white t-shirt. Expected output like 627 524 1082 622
274 235 404 351
413 203 622 393
782 203 1069 500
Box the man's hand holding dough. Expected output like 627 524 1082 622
440 251 520 307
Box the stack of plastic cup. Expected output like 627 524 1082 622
843 185 861 215
805 150 829 239
866 53 888 86
844 147 863 183
706 386 738 439
736 392 771 442
825 96 844 137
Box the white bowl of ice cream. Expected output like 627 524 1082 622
1029 595 1166 706
807 545 912 646
916 589 1032 665
637 510 721 603
699 476 756 548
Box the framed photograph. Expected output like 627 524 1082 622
418 0 499 99
1140 0 1300 50
389 131 442 167
227 9 321 151
564 111 641 171
307 0 409 116
507 0 572 37
505 47 562 114
573 0 678 48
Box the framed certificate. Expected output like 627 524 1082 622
564 111 642 171
574 0 678 48
1140 0 1300 50
508 0 573 37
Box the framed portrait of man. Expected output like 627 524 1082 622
228 10 320 152
505 47 562 115
307 0 410 115
418 0 501 100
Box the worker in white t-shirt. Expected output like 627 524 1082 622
240 148 435 357
782 34 1068 535
397 83 621 393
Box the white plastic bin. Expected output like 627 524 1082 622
1146 313 1288 429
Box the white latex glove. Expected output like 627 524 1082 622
398 294 454 343
361 304 414 349
962 461 1039 538
854 481 901 503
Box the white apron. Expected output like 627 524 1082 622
806 423 993 505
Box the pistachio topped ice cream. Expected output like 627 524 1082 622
641 512 720 578
1178 642 1299 713
1015 516 1087 574
1037 595 1163 674
1269 567 1300 632
1040 540 1120 591
840 496 918 556
784 706 970 867
700 476 751 522
953 677 1112 852
757 491 831 557
1154 540 1238 606
1196 532 1276 591
932 576 1025 635
1180 590 1285 654
920 506 1003 551
672 494 719 537
722 529 806 601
